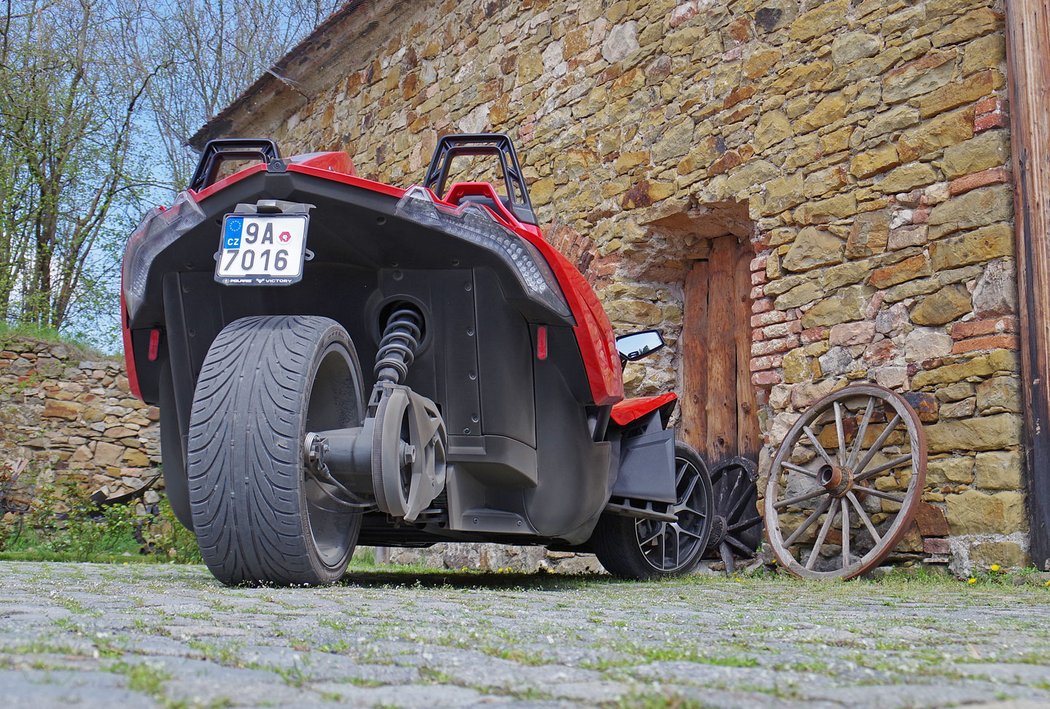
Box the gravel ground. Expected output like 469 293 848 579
1 561 1049 708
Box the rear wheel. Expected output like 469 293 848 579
593 442 714 579
187 315 365 586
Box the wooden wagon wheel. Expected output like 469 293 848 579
764 383 927 580
703 457 763 574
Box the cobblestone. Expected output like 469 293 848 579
1 562 1049 707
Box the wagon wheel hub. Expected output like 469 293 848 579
818 464 853 498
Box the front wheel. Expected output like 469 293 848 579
186 316 366 586
593 442 714 579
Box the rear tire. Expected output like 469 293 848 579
593 442 714 580
187 315 365 586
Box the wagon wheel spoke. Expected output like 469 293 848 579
724 535 754 556
805 503 839 570
773 487 828 510
782 461 818 478
728 514 763 533
853 454 913 484
834 402 847 465
783 496 832 548
853 486 905 503
803 425 837 469
840 499 850 567
855 413 902 475
847 491 882 545
847 397 876 469
765 384 927 580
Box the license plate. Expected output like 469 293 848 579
215 214 308 285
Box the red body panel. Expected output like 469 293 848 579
123 153 625 406
610 392 678 426
120 291 143 401
440 181 624 405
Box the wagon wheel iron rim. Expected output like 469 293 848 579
634 451 712 573
705 456 763 574
764 383 927 580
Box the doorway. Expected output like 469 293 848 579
679 235 760 466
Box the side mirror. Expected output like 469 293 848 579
616 330 666 362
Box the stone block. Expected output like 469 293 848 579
800 286 868 328
918 70 999 119
789 0 848 41
882 51 955 104
972 258 1018 318
969 540 1029 568
962 34 1006 76
945 489 1027 535
829 321 875 346
898 107 974 163
870 254 931 289
93 441 126 467
976 376 1021 414
774 282 824 310
831 31 881 65
928 186 1012 240
782 227 844 272
927 413 1022 453
877 163 938 194
859 105 921 144
929 222 1013 269
915 501 951 536
755 111 793 152
851 143 900 179
909 285 972 326
974 450 1023 490
846 210 890 258
782 348 811 384
938 130 1009 180
42 400 83 421
904 327 953 363
794 193 858 224
926 456 974 485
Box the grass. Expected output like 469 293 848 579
0 320 103 356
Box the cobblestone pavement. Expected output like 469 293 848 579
2 561 1050 708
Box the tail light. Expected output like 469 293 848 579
395 186 570 318
121 191 206 319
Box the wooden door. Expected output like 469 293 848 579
680 235 760 466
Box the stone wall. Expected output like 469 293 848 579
206 0 1025 571
0 337 161 510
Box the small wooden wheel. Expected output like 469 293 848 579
764 383 927 580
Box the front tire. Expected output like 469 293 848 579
187 315 365 586
593 442 714 579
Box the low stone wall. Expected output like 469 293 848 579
0 337 160 511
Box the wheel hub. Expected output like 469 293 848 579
708 515 728 547
818 464 854 498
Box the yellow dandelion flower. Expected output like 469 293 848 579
990 564 1001 572
967 577 977 585
1044 579 1050 588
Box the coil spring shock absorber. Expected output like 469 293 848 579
369 302 446 521
374 305 424 386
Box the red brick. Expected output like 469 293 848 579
950 317 1018 340
800 326 828 344
975 96 1001 116
949 166 1011 196
751 370 782 386
751 270 768 285
762 320 803 339
975 111 1007 132
752 297 774 314
749 354 783 372
750 284 765 300
951 334 1019 354
749 254 768 272
923 537 950 555
751 335 800 357
751 310 789 328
